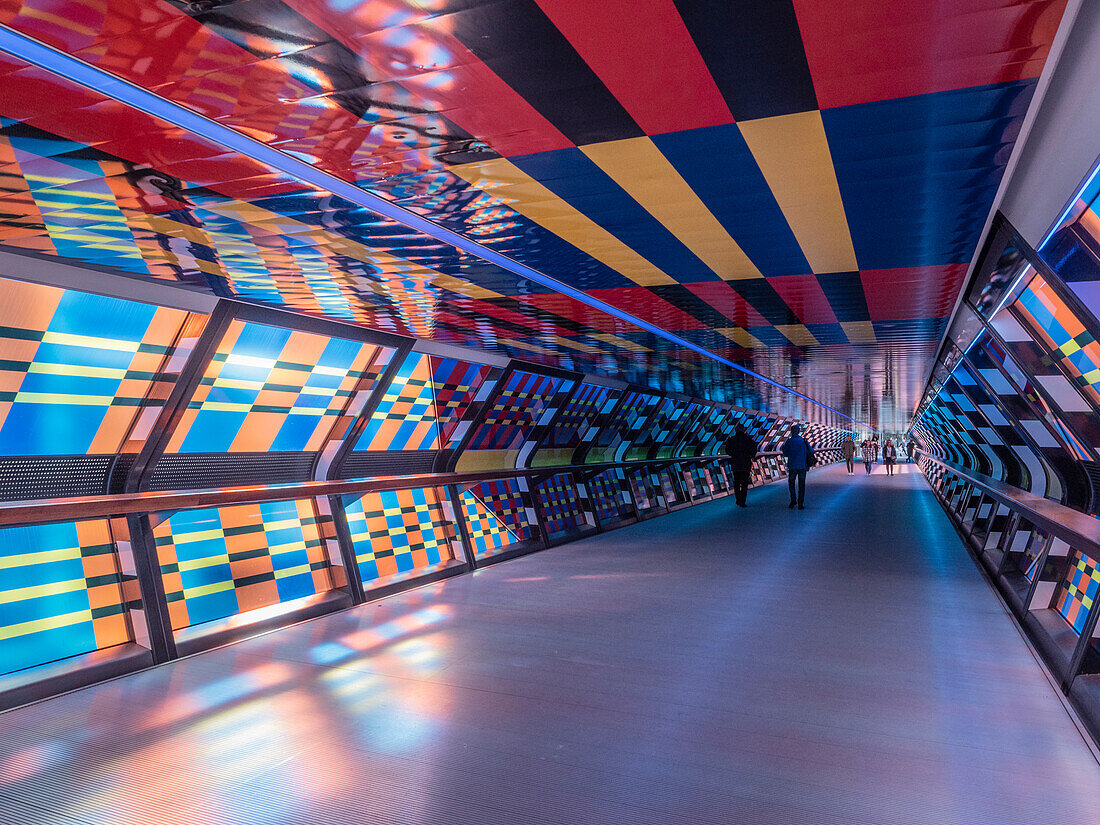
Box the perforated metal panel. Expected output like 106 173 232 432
145 453 316 491
1084 463 1100 516
0 456 114 501
339 451 438 479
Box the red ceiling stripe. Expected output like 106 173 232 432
765 275 840 325
860 265 968 321
284 0 574 157
793 0 1067 109
532 0 734 135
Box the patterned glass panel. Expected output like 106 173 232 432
167 319 379 453
1013 274 1100 406
460 479 535 559
0 277 198 455
537 473 585 536
0 519 130 675
466 370 569 451
343 488 457 585
154 500 331 630
546 382 611 448
1055 549 1100 634
355 352 491 451
589 469 628 522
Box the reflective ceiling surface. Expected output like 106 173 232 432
0 0 1071 428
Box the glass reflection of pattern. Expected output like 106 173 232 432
466 370 569 451
343 488 456 586
154 500 331 630
589 469 627 522
1013 274 1100 406
537 473 585 536
979 337 1093 462
546 382 611 447
1055 549 1100 634
0 519 129 676
588 391 661 463
460 480 533 558
0 277 196 455
167 320 379 453
1019 528 1049 582
355 352 491 451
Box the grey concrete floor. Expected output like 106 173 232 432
2 463 1098 824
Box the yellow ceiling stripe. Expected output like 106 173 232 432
452 157 676 287
580 137 762 281
841 321 877 344
715 327 764 348
775 324 820 347
738 111 858 274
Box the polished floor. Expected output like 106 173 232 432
2 464 1099 824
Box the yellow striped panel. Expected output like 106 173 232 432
453 157 676 287
0 609 93 642
274 563 312 579
182 580 235 599
40 331 139 353
580 137 762 281
27 363 128 380
13 392 113 406
738 111 857 274
0 577 85 606
0 546 81 571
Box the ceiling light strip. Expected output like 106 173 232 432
0 24 854 422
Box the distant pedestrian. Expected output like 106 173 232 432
906 440 916 463
871 435 880 464
724 423 758 508
860 439 875 474
841 435 856 474
883 439 898 476
781 425 815 510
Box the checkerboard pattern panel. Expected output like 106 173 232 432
537 473 586 536
629 469 662 512
167 320 379 453
0 277 196 456
154 499 331 630
431 357 495 444
355 353 492 452
460 479 535 558
0 519 130 676
547 382 612 447
1055 549 1100 634
343 487 456 585
589 468 628 522
1014 274 1100 407
467 370 569 451
357 352 438 451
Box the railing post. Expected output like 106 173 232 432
125 513 177 664
446 484 479 571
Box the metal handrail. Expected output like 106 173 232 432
0 454 735 526
918 452 1100 558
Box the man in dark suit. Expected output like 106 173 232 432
725 423 758 508
781 424 815 510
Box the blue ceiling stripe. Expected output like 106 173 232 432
652 123 811 276
824 79 1038 271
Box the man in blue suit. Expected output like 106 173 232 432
781 425 815 510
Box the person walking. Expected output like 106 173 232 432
871 434 880 465
883 438 898 476
906 440 916 463
841 435 856 474
724 422 758 508
860 439 875 475
780 424 815 510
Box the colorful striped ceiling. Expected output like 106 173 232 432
0 0 1070 429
